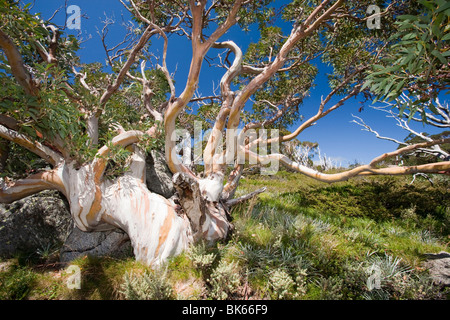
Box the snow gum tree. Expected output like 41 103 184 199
1 0 449 266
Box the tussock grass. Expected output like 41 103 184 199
0 172 448 300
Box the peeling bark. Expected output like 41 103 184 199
172 172 232 243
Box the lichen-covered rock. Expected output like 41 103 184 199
0 190 73 258
423 251 450 287
145 149 175 199
60 226 133 262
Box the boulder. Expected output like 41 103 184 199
0 190 73 258
60 226 133 262
423 251 450 287
145 149 175 199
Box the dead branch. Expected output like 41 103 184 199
225 187 267 208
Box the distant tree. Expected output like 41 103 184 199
282 140 318 168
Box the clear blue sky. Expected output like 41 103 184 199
30 0 444 166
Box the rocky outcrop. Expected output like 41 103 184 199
0 190 73 258
145 149 175 199
60 227 132 262
423 251 450 287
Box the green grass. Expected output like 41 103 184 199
0 171 449 300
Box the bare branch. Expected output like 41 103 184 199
244 138 450 183
387 94 450 128
351 114 406 146
354 96 450 160
0 170 66 204
225 187 266 207
99 25 158 106
72 66 95 92
369 138 450 166
0 124 63 166
227 0 344 131
0 28 38 96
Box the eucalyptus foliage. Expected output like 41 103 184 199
364 0 450 120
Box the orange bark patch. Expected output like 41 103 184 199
85 185 102 226
155 205 174 257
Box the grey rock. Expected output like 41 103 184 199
423 251 450 287
145 149 175 199
60 226 133 262
0 190 73 258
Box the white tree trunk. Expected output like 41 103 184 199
100 176 193 266
54 158 232 267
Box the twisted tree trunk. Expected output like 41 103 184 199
33 154 232 267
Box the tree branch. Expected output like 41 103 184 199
99 26 158 106
203 40 244 174
245 138 450 183
224 187 266 208
354 98 450 160
164 0 243 176
251 70 364 151
0 28 38 96
0 124 63 166
227 0 344 131
126 0 176 99
92 126 158 184
0 170 66 204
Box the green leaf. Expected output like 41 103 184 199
395 80 406 93
418 0 435 10
361 80 372 91
398 102 407 117
401 33 417 41
420 109 428 123
428 102 440 115
384 79 396 95
436 1 450 14
398 15 419 21
431 49 447 64
401 52 416 65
